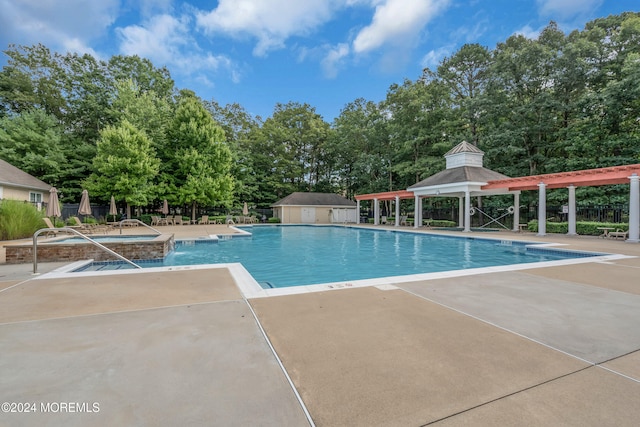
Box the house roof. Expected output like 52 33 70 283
408 166 509 189
272 192 356 207
0 158 51 192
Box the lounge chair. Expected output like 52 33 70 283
151 216 160 226
608 229 628 240
174 216 185 226
381 216 388 225
70 216 109 234
400 215 408 226
41 218 61 237
198 215 209 225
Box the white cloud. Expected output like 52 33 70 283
116 14 241 84
420 46 452 70
0 0 119 56
195 0 335 56
352 0 451 54
117 14 191 64
136 0 174 18
536 0 603 20
514 25 541 40
321 43 350 78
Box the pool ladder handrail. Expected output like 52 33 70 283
117 219 162 235
33 228 142 274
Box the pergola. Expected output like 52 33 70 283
355 141 640 242
355 190 414 227
484 164 640 242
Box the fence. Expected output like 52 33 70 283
425 204 629 228
361 204 630 228
61 204 110 221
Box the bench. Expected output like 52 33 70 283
608 229 628 240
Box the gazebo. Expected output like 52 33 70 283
407 141 519 231
356 141 521 231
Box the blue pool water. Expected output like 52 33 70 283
75 226 601 288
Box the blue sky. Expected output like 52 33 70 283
0 1 637 122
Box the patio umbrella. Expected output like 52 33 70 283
78 189 92 216
242 202 249 216
161 199 169 215
109 195 117 217
46 187 61 218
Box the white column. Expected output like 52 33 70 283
512 192 520 232
395 196 400 227
464 191 471 232
628 174 639 243
537 182 546 236
458 197 464 228
413 195 420 228
373 198 379 225
356 200 361 223
567 185 577 235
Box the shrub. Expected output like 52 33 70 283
83 216 98 224
0 199 46 240
267 217 281 223
431 220 456 227
527 220 628 235
211 215 227 224
134 214 153 225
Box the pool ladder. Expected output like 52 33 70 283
32 228 142 274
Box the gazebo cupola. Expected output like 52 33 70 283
445 141 484 169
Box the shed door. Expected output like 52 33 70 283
301 207 316 223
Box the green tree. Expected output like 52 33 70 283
480 31 562 177
0 108 66 185
86 120 160 218
110 79 172 155
384 79 451 188
251 102 331 203
331 99 391 196
0 45 177 201
429 43 491 145
164 95 234 219
205 100 261 209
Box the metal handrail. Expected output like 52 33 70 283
33 228 141 274
118 219 161 235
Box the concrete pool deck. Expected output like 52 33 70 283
1 224 640 426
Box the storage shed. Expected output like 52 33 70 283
271 192 357 224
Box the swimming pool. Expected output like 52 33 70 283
75 226 603 288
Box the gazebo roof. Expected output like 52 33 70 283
444 140 483 156
408 166 509 190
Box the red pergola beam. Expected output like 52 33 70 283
355 190 415 201
483 164 640 191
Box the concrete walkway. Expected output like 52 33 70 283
1 225 639 426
